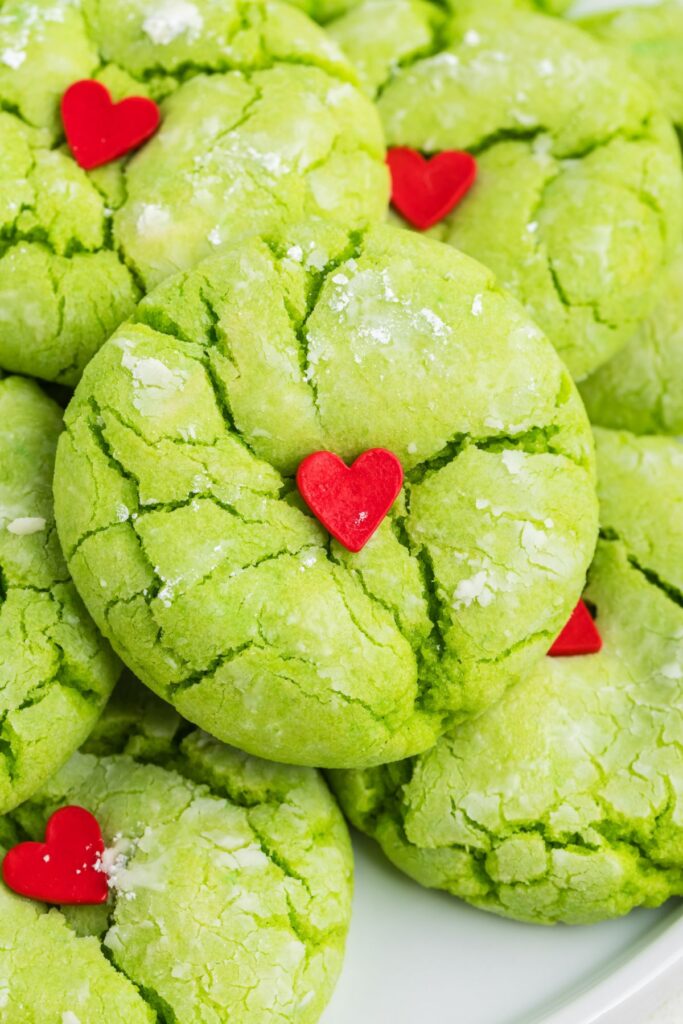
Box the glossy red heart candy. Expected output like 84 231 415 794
549 600 602 657
297 449 404 553
2 806 109 905
387 147 477 230
62 79 160 170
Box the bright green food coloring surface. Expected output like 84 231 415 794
581 245 683 436
577 3 683 437
0 0 388 385
286 0 570 27
54 224 598 769
331 428 683 925
328 2 683 380
0 675 353 1024
579 1 683 132
0 375 119 814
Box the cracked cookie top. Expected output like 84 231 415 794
54 225 598 768
328 2 683 380
330 428 683 924
580 244 683 436
579 1 683 132
0 0 388 385
0 674 352 1024
285 0 571 29
0 375 120 814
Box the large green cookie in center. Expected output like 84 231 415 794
328 2 683 380
0 0 388 385
54 225 599 768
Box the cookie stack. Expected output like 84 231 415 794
0 1 681 1020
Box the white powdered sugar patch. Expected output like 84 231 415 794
95 833 138 901
7 516 46 535
136 203 171 236
62 1013 82 1024
118 343 189 416
453 570 496 610
501 450 526 475
143 0 203 45
661 663 683 680
471 293 484 317
208 226 222 246
1 48 25 69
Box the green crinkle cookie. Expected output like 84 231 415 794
579 1 683 132
580 245 683 436
0 0 388 386
0 678 352 1024
54 224 598 769
331 428 683 925
286 0 570 26
328 2 683 380
0 375 120 814
576 4 683 437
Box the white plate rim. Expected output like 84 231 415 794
536 907 683 1023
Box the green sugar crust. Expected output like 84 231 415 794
579 1 683 132
0 375 120 814
0 0 388 386
576 4 683 437
328 2 683 381
580 245 683 436
330 428 683 925
286 0 571 27
54 224 598 769
0 675 353 1024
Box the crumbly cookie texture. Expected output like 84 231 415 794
330 429 683 925
0 676 352 1024
328 2 683 380
54 225 598 769
287 0 570 27
580 246 683 436
0 0 388 385
0 375 120 814
579 1 683 131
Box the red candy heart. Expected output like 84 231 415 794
387 147 477 230
62 80 160 170
549 600 602 657
2 806 109 905
297 449 404 553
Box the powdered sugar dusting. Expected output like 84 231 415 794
7 516 46 535
143 0 203 45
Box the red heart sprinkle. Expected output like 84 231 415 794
62 80 160 170
387 147 477 231
2 806 109 905
297 449 404 553
549 600 602 657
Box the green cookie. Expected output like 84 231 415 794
54 225 598 768
0 375 120 814
579 1 683 131
331 428 683 925
580 245 683 435
287 0 570 26
328 2 683 380
0 0 388 386
577 4 683 436
0 675 352 1024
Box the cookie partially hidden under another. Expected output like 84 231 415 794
331 429 683 924
0 676 353 1023
0 375 120 815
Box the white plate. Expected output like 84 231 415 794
322 835 683 1024
321 1 683 1021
